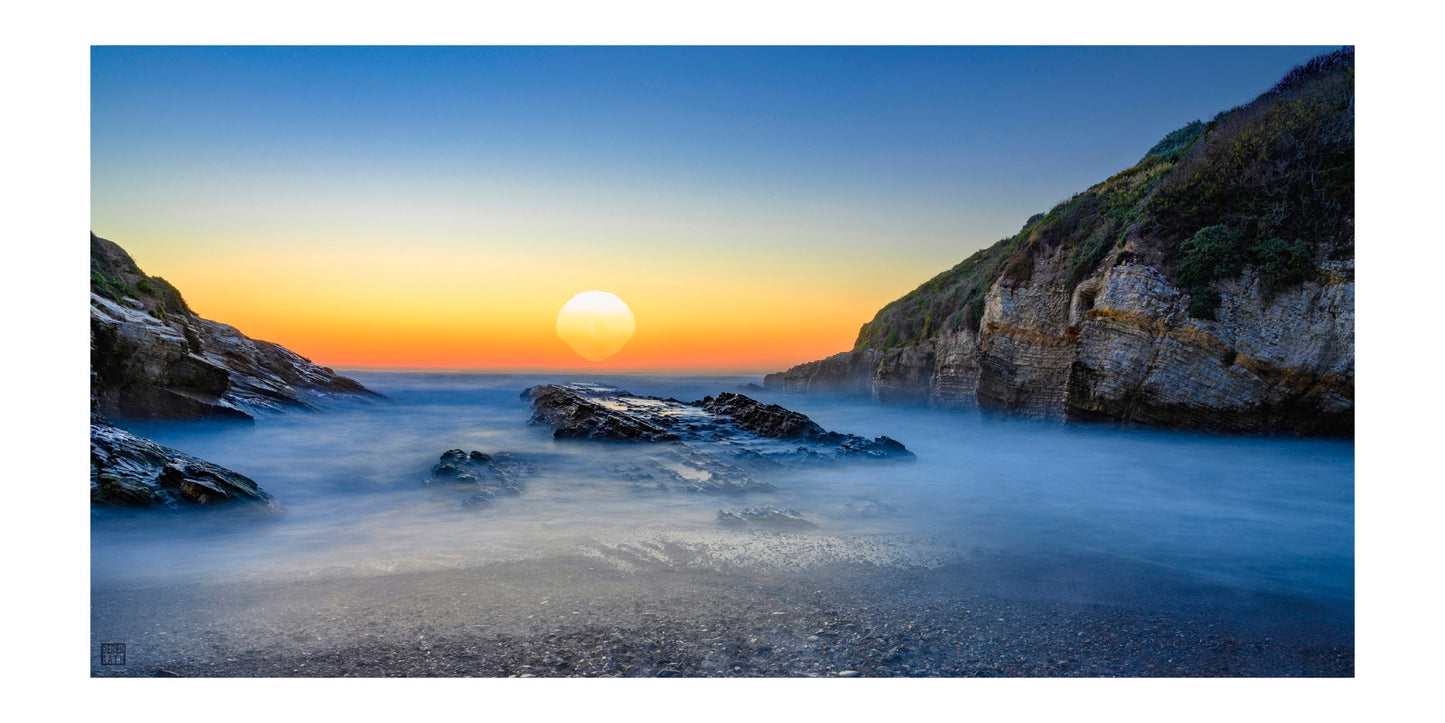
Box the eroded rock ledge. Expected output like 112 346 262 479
91 232 378 423
522 383 914 462
766 262 1352 437
90 417 275 508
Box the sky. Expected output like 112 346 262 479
91 45 1340 373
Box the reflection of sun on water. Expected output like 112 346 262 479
556 291 636 361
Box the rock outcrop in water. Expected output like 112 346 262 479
522 384 682 442
518 383 911 506
91 233 377 422
697 393 827 440
522 383 914 462
425 449 533 507
90 417 275 508
766 50 1354 438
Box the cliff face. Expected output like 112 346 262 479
90 233 376 422
767 50 1354 437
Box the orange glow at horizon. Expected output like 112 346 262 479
132 237 913 374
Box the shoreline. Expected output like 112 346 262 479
92 547 1353 678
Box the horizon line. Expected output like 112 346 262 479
329 365 778 377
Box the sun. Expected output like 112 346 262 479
555 291 636 362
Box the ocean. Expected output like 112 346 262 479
91 371 1354 676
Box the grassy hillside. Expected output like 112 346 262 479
854 48 1353 351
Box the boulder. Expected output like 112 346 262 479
611 449 775 494
425 449 532 507
90 417 275 508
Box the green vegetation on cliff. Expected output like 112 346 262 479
854 224 1022 350
853 48 1353 351
1151 49 1353 317
91 233 193 320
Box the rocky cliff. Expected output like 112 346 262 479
767 49 1354 437
91 232 377 422
91 233 379 507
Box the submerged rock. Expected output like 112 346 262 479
426 449 533 507
716 507 817 529
844 498 895 517
90 418 275 508
612 448 775 495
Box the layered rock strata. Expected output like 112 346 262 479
768 51 1354 437
523 383 914 461
517 382 913 505
90 233 376 422
90 417 275 508
767 260 1353 437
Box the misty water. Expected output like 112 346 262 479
91 372 1354 674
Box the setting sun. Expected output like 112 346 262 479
555 290 636 361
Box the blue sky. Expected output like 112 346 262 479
93 46 1338 263
90 46 1344 370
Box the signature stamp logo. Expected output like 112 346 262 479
100 643 126 666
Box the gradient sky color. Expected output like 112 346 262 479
91 45 1338 373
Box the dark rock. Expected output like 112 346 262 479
90 417 275 508
697 392 829 440
426 449 532 506
521 383 911 499
835 434 915 461
522 384 681 442
522 383 913 464
90 232 379 423
699 393 913 460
